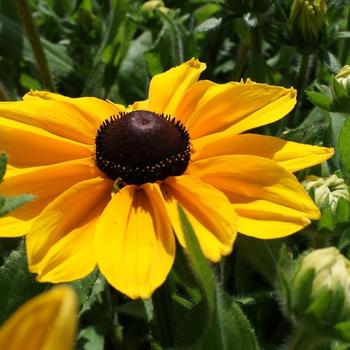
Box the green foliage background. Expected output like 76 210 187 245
1 0 350 349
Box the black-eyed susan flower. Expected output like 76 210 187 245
0 59 333 299
0 286 77 350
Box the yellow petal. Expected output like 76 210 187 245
95 184 175 299
0 157 101 237
192 133 334 172
24 90 125 124
0 117 91 167
179 80 296 139
148 58 206 116
188 155 320 238
127 99 149 111
27 177 112 277
0 93 121 144
0 286 77 350
162 175 237 262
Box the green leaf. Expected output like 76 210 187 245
174 205 216 349
0 244 46 325
306 91 332 110
281 123 328 144
203 290 259 350
78 326 105 350
335 197 350 226
292 269 315 317
306 288 333 321
318 207 335 233
116 31 152 104
0 194 35 217
145 9 187 75
338 117 350 182
116 300 149 320
235 236 283 286
334 321 350 342
319 51 341 74
69 270 106 316
0 153 7 182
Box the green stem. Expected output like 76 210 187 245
231 41 248 81
15 0 56 91
340 6 350 65
296 54 310 93
0 84 9 101
152 279 175 348
251 25 262 55
287 326 316 350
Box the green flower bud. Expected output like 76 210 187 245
336 65 350 88
288 0 328 53
279 247 350 344
302 174 349 213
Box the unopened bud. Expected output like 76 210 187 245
278 247 350 343
336 65 350 88
141 0 168 13
302 174 349 213
289 0 328 53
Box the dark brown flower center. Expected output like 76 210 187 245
95 110 191 185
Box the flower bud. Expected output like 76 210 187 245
279 247 350 343
302 174 349 213
336 65 350 88
141 0 168 13
288 0 328 53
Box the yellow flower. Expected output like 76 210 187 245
0 286 77 350
0 59 333 299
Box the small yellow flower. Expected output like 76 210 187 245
0 286 77 350
0 59 333 299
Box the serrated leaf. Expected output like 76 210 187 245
337 117 350 182
281 123 328 144
69 270 106 316
195 17 222 33
0 244 46 325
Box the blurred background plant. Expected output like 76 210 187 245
2 0 350 349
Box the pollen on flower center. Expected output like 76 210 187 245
95 110 191 185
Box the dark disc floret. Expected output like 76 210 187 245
95 110 191 185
